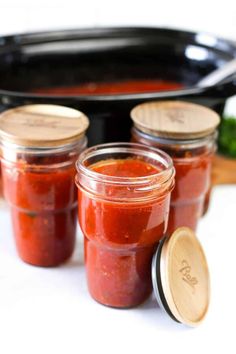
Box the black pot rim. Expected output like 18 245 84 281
0 26 236 102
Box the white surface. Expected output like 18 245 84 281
0 0 236 41
0 185 236 354
1 1 236 121
1 1 236 118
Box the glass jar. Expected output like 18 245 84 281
75 143 175 308
0 104 89 266
131 101 220 235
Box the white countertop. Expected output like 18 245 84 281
1 1 236 42
0 185 236 354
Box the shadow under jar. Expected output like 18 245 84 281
75 143 175 308
131 101 220 236
0 104 89 266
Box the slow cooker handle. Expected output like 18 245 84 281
197 59 236 88
203 74 236 98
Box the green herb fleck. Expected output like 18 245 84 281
218 116 236 158
26 211 38 218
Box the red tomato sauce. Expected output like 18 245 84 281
93 158 158 176
131 129 212 234
1 158 77 266
167 152 212 234
78 158 171 308
33 80 183 95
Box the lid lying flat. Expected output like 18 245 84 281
152 227 210 326
131 101 220 139
0 104 89 148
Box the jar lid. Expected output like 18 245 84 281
152 227 210 326
131 101 220 139
0 104 89 148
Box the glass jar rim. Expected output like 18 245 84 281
132 127 217 149
0 135 87 155
76 142 174 186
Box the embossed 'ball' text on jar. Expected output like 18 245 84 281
131 101 220 235
0 105 89 266
75 143 175 308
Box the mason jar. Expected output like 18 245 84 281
75 142 175 308
0 104 89 266
131 101 220 235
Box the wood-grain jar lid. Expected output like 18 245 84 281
131 101 220 139
152 227 210 326
0 104 89 148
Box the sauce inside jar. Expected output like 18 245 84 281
92 158 158 176
77 147 174 308
164 148 213 233
2 155 78 266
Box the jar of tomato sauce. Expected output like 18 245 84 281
0 104 89 266
76 143 175 308
131 101 220 235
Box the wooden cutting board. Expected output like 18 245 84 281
212 154 236 185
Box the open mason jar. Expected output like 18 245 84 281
75 142 175 308
131 101 220 235
0 104 89 266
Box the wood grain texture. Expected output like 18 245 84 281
160 227 210 326
0 104 89 147
212 154 236 185
131 101 220 139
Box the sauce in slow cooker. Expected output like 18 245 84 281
33 80 183 95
